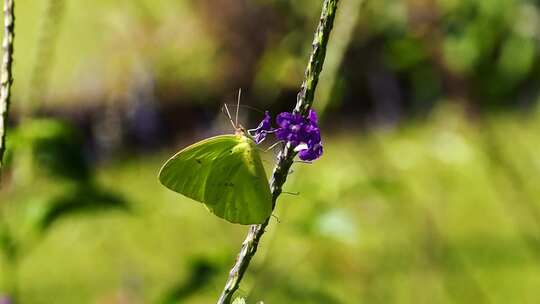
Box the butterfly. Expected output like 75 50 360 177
158 92 272 225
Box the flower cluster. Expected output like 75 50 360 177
250 109 323 161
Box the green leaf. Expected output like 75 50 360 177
12 118 90 181
0 222 17 259
159 134 272 225
35 184 129 231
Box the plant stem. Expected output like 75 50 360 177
23 0 64 117
316 0 365 118
0 0 15 171
0 0 15 299
216 1 339 303
295 0 339 116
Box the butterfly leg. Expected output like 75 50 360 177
265 141 284 152
282 191 300 196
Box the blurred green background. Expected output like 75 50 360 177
2 0 540 303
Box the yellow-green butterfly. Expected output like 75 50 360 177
158 98 272 225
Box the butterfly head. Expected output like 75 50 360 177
235 125 250 138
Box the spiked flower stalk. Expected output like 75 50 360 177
0 1 15 301
0 0 14 171
216 1 339 303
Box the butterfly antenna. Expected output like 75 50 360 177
236 88 241 127
223 103 236 129
223 104 265 115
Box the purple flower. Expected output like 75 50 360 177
298 141 323 161
308 109 318 124
250 111 273 144
276 109 323 161
276 112 306 146
252 109 323 161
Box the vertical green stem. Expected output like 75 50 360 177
23 0 64 116
0 1 15 301
0 0 14 170
216 1 339 303
294 0 339 115
316 0 364 117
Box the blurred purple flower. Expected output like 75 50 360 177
250 111 273 144
0 296 11 304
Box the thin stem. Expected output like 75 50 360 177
295 0 339 116
0 3 15 295
0 0 15 300
216 1 339 303
0 0 15 171
316 0 365 118
23 0 64 116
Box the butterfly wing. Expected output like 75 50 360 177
158 134 272 224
